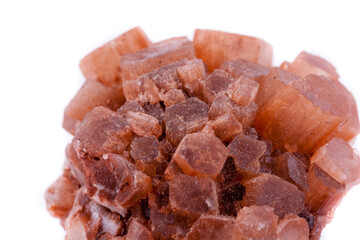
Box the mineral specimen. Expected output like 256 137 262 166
47 28 360 240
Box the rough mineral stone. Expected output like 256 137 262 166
49 28 360 240
242 174 305 217
171 133 228 179
202 69 237 103
126 111 162 138
65 188 125 240
130 136 166 177
120 37 196 82
177 58 206 98
209 95 258 130
275 152 309 191
117 101 144 114
236 205 279 240
161 88 186 107
305 164 346 215
126 219 153 240
221 59 270 82
207 112 243 142
45 168 80 220
283 51 339 82
255 74 351 153
169 174 219 219
63 79 124 135
79 27 151 86
73 107 133 159
310 138 360 188
186 215 241 240
228 135 267 177
150 205 192 240
164 98 209 145
277 214 309 240
82 154 152 216
194 29 273 71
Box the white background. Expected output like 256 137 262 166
1 0 360 239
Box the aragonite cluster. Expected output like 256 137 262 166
45 27 360 240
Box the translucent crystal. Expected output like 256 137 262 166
207 112 243 142
126 111 162 138
228 135 267 177
80 27 151 86
194 29 273 71
236 205 279 240
202 69 237 103
177 59 206 98
169 174 219 219
172 133 228 179
221 59 270 82
126 219 153 240
164 98 209 145
186 215 241 240
242 174 305 217
277 214 309 240
161 88 186 107
275 152 309 191
82 154 152 216
120 37 195 82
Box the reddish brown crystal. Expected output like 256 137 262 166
202 69 237 103
164 98 209 145
63 79 124 135
284 51 339 82
275 152 309 191
169 174 219 219
45 168 80 220
231 77 259 106
130 136 166 177
117 101 144 114
172 133 228 179
126 219 153 240
221 59 270 82
82 154 152 216
177 59 206 98
126 111 162 138
242 174 305 217
73 107 133 158
310 137 360 188
194 29 273 71
207 112 243 142
277 214 309 240
255 74 350 153
161 89 186 107
305 164 345 215
228 135 267 177
236 205 279 240
80 27 151 86
120 37 196 82
186 215 241 240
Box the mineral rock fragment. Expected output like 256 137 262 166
221 59 270 82
65 143 85 185
202 69 237 103
161 88 186 107
117 101 144 114
228 135 267 177
177 59 206 98
126 219 153 240
242 174 305 217
45 168 80 220
172 133 228 179
277 214 309 240
63 79 124 135
255 74 351 153
169 174 219 219
305 164 345 215
231 77 259 106
164 98 209 145
236 205 279 240
73 107 133 158
65 188 125 240
126 111 162 138
310 138 360 188
283 51 339 82
120 37 196 82
130 136 166 176
82 154 152 216
275 152 309 191
194 29 273 71
186 215 241 240
207 112 243 142
80 27 151 86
